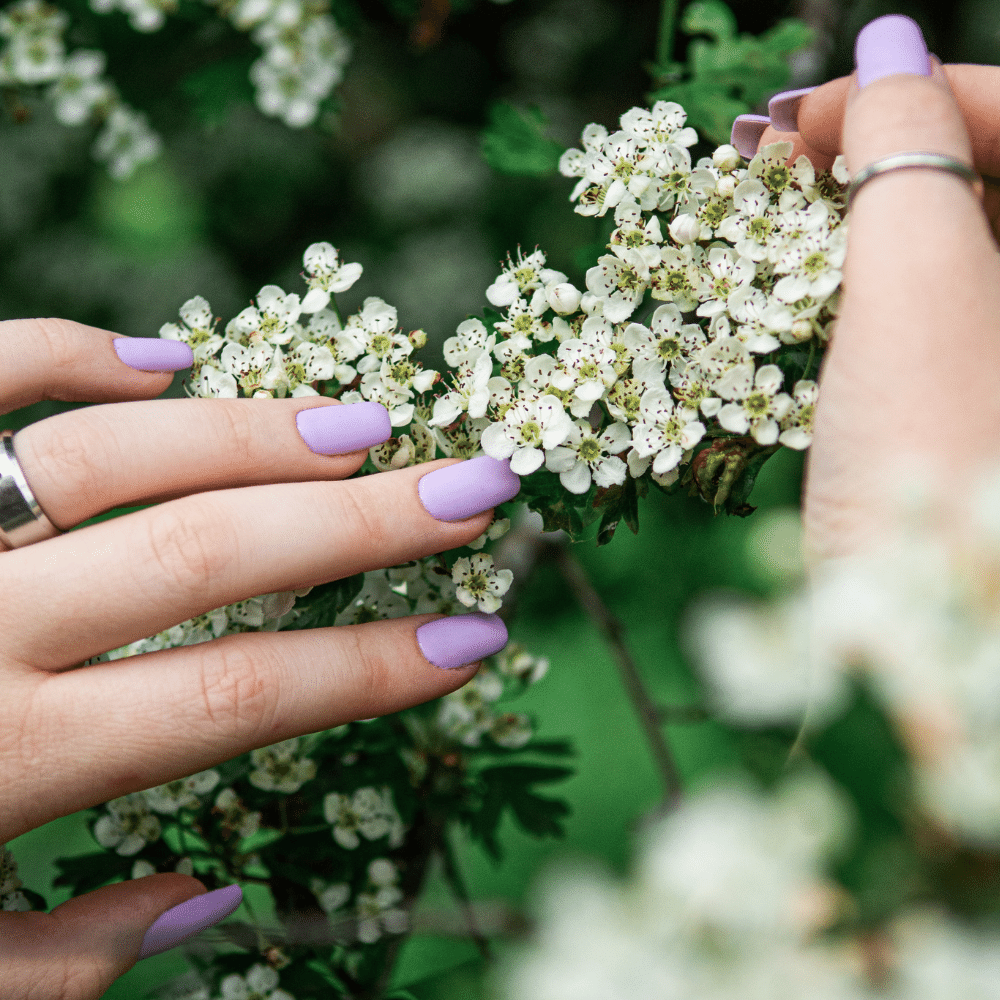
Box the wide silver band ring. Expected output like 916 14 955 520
847 152 983 209
0 429 61 550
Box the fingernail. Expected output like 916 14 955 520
730 115 770 159
855 14 930 88
417 455 520 522
296 401 391 455
768 87 816 132
137 884 242 960
416 612 508 669
114 338 194 372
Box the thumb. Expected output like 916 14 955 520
1 874 242 1000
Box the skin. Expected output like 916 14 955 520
0 317 497 997
756 62 1000 560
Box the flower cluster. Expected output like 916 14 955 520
0 0 160 178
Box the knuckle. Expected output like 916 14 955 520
327 482 389 553
211 401 259 470
194 638 278 740
141 500 234 600
31 318 80 379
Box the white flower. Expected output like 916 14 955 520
356 858 408 944
93 793 162 856
92 105 161 180
219 962 295 1000
623 303 704 372
547 282 582 315
585 249 650 324
300 242 363 313
437 669 505 746
630 389 705 476
143 770 221 814
695 246 755 318
713 143 742 172
545 419 630 494
249 738 317 793
495 295 553 344
481 395 574 474
323 786 403 850
48 49 110 125
717 178 775 262
649 245 705 312
452 553 513 613
773 227 846 304
430 349 494 426
487 248 562 307
444 317 496 366
716 363 793 445
779 379 818 450
696 336 756 400
557 337 618 415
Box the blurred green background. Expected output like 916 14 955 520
3 0 999 996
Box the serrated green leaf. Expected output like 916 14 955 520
761 18 815 55
235 827 285 854
681 0 737 41
481 101 563 177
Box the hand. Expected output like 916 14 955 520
737 16 1000 559
0 319 517 998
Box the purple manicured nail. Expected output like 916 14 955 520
730 115 771 159
137 884 242 960
296 401 391 455
418 455 521 522
768 86 817 132
416 612 509 669
113 338 193 372
855 14 930 88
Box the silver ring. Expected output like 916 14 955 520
848 151 982 209
0 429 61 550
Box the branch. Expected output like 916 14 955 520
551 544 684 810
437 825 492 962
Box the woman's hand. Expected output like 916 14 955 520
736 16 1000 559
0 318 518 997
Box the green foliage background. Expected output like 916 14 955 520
3 0 1000 996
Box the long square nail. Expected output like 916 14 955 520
296 401 392 455
416 612 508 669
114 338 193 372
417 455 520 522
730 115 770 159
768 86 816 132
855 14 930 88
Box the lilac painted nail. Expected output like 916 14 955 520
417 455 521 522
296 401 391 455
855 14 930 89
416 612 509 669
768 86 817 132
137 884 242 960
730 115 771 159
113 338 193 372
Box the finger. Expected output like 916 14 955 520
804 16 1000 555
11 398 392 530
0 320 192 416
797 63 1000 183
7 613 502 841
2 456 517 668
1 873 227 1000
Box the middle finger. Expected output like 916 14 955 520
1 456 520 670
11 397 392 530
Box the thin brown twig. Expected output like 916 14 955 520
438 825 492 962
550 544 684 811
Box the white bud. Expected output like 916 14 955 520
547 282 582 315
713 143 742 171
716 174 737 198
668 213 702 245
790 318 813 342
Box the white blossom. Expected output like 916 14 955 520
545 419 630 494
452 552 513 613
481 395 574 475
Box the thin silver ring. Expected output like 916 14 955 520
0 429 61 550
848 151 983 209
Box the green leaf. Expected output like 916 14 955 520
235 827 285 854
681 0 737 41
53 851 129 893
180 57 255 128
481 102 564 178
283 573 365 631
760 18 815 55
161 823 212 856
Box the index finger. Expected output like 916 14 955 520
797 64 1000 182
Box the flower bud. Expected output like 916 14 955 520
713 144 742 171
716 174 737 198
547 282 582 315
409 329 428 349
668 213 701 245
790 318 813 342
